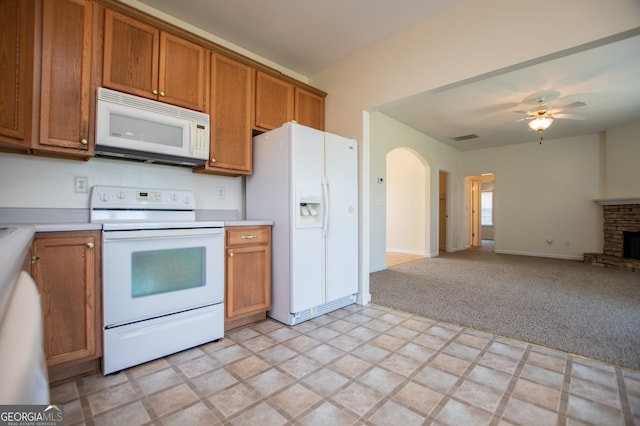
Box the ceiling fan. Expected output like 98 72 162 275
515 99 586 143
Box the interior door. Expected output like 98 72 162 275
439 171 448 252
471 179 481 247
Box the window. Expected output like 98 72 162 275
481 191 493 226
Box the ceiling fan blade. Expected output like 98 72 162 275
553 113 585 120
550 101 586 113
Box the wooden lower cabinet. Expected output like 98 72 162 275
31 231 102 384
224 226 271 330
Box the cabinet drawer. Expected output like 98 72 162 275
226 227 270 246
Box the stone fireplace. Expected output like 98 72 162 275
584 198 640 271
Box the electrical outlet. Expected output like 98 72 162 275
216 185 225 199
74 176 88 193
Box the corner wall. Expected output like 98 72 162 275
369 112 464 271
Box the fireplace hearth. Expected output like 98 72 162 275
584 199 640 272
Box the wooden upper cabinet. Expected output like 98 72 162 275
254 71 294 131
196 52 253 176
295 87 325 131
103 9 207 112
36 0 93 156
0 0 35 150
159 32 207 111
103 9 159 100
254 70 326 132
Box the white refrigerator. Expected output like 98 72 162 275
246 122 358 325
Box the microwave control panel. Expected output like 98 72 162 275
193 123 209 159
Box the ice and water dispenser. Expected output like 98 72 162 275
296 185 323 228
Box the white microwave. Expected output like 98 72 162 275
95 87 210 167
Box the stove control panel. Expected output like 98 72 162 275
136 190 162 202
90 185 195 210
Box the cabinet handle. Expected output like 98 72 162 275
241 235 257 239
31 256 40 264
160 91 166 97
211 158 216 163
152 89 158 95
81 138 88 145
87 242 94 249
229 252 234 257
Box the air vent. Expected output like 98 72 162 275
452 134 479 141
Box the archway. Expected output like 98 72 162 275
385 148 430 266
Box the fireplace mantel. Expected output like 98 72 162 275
595 197 640 205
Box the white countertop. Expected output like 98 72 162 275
223 220 273 227
0 225 35 325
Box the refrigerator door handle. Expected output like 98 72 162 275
322 181 330 237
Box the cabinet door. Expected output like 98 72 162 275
226 245 271 319
31 233 100 367
0 0 34 149
37 0 93 155
225 226 271 320
254 71 293 131
295 87 325 131
207 52 253 174
103 9 159 100
159 32 207 111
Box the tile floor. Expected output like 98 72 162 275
50 304 640 425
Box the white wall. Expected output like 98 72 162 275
0 153 244 212
605 121 640 198
386 148 425 257
462 133 605 259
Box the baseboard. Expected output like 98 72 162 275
386 248 425 256
494 249 584 261
370 264 386 273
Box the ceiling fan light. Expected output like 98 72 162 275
528 116 553 131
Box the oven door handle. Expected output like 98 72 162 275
103 228 223 241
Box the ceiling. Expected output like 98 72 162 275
378 33 640 151
137 0 640 151
136 0 464 76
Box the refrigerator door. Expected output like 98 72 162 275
290 124 325 313
324 133 359 301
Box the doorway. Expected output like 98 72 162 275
469 173 495 247
439 171 448 253
385 148 428 266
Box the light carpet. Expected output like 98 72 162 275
370 243 640 370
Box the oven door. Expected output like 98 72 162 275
102 227 223 328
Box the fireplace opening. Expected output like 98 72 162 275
623 231 640 260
